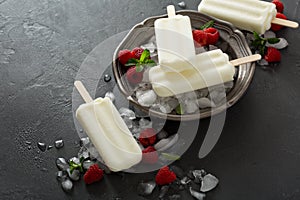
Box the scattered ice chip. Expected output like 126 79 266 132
119 107 136 120
209 90 226 105
37 142 47 152
83 160 94 170
154 134 179 151
61 178 73 192
180 176 191 185
56 157 69 171
257 58 269 66
55 139 64 149
137 181 156 196
200 174 219 192
69 157 80 165
189 187 206 200
139 118 152 130
192 170 207 180
78 146 90 160
67 169 80 181
80 137 90 147
56 170 68 182
137 90 157 107
264 30 276 39
178 1 186 8
266 38 288 49
183 100 199 114
122 116 133 129
105 92 115 102
197 98 215 109
159 185 169 199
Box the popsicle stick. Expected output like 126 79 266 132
230 54 262 66
167 5 176 17
74 81 93 103
272 18 299 28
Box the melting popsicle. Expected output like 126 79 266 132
75 81 142 172
198 0 298 34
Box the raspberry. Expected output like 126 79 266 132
192 30 208 47
138 128 157 147
132 47 145 60
84 164 104 184
142 146 158 164
118 49 134 65
271 13 287 31
204 27 220 45
155 166 177 185
272 0 284 13
264 47 281 63
126 67 143 84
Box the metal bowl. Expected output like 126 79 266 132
112 10 255 121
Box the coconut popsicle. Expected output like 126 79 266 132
155 5 196 72
75 81 142 172
198 0 298 34
149 50 261 97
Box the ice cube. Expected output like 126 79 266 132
137 181 156 196
119 107 136 120
56 171 68 182
183 100 199 114
200 174 219 192
137 90 157 107
264 30 276 39
56 157 69 171
61 178 73 192
82 160 94 170
139 118 152 130
67 168 80 181
197 98 215 109
78 146 90 160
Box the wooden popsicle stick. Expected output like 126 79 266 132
167 5 176 17
74 81 93 103
230 54 262 66
271 18 299 28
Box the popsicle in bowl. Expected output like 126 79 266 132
74 81 142 172
198 0 298 34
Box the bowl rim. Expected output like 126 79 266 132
112 10 255 121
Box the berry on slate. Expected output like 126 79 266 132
192 30 208 47
204 27 220 45
118 49 134 65
84 164 104 184
155 166 177 185
132 47 146 60
271 13 287 31
138 128 157 147
272 0 284 13
264 47 281 63
142 146 158 164
126 67 143 84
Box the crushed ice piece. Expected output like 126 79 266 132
61 178 73 192
169 194 181 200
264 30 276 39
180 176 191 185
56 171 68 182
122 116 133 129
83 160 94 170
209 90 226 105
137 90 157 107
159 185 169 199
154 134 179 151
137 181 156 196
67 168 80 181
139 118 152 129
178 1 186 8
78 146 90 160
257 59 269 66
266 38 288 49
189 187 206 200
197 98 215 109
55 139 64 149
37 142 47 152
192 170 207 180
105 92 115 102
119 107 136 120
183 100 199 114
88 146 101 161
200 174 219 192
156 130 169 140
56 157 69 171
141 42 156 53
196 89 209 98
80 137 90 147
69 157 81 165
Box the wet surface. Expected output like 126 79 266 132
1 0 300 199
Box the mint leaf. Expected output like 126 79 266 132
140 49 150 63
200 20 214 30
125 58 139 66
253 31 261 40
267 38 280 44
175 104 184 114
161 153 181 161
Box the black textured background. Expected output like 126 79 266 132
1 0 300 199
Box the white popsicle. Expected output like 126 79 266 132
155 5 196 72
75 81 142 172
198 0 298 34
149 50 261 97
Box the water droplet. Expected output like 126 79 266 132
37 142 47 152
47 145 53 150
25 141 32 145
27 145 32 150
55 139 64 149
104 74 111 82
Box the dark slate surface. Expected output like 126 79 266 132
1 0 300 199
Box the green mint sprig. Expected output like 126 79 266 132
125 49 156 72
251 31 280 55
69 157 84 174
199 20 214 30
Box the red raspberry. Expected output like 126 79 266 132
192 30 208 47
84 164 104 184
155 166 177 185
204 27 220 45
142 146 158 164
272 0 284 13
126 67 143 84
118 49 134 65
138 128 157 147
264 47 281 63
132 47 145 60
271 13 287 31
